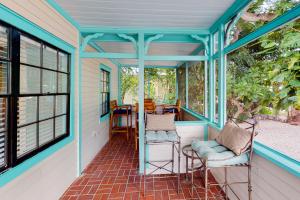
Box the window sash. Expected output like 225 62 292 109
100 69 110 117
0 20 71 172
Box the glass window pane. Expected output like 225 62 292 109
18 97 37 126
0 26 9 59
177 65 186 107
20 35 41 66
39 119 53 146
0 98 7 167
188 62 205 115
215 60 219 123
20 65 40 94
0 98 7 133
43 45 57 70
58 73 67 93
0 132 5 167
55 115 66 138
58 52 68 72
39 96 54 120
0 61 9 94
42 69 57 93
56 95 67 115
214 31 218 54
17 124 37 158
229 1 300 45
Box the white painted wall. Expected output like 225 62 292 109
209 127 300 200
81 57 118 169
147 124 205 174
0 1 79 200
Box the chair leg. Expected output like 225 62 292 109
205 164 208 200
248 165 252 200
225 167 228 200
177 141 181 193
144 142 147 196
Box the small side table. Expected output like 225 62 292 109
182 145 204 188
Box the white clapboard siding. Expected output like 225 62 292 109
209 127 300 200
0 1 79 200
81 53 118 170
1 0 78 47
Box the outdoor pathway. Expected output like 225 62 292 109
60 136 225 200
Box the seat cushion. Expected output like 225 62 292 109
216 123 252 155
191 139 249 167
113 108 132 115
145 130 178 142
163 107 179 113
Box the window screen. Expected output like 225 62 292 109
177 64 186 107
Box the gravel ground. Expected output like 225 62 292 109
255 120 300 161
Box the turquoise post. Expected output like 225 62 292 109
138 32 145 173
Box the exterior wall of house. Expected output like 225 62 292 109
0 1 79 200
209 127 300 200
81 57 118 169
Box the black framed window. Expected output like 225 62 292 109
0 20 70 172
100 69 110 117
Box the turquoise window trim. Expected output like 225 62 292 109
0 5 75 186
118 65 122 104
99 64 112 121
254 141 300 178
181 107 208 122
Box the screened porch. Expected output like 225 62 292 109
0 1 299 200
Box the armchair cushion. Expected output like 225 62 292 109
216 123 252 155
191 139 249 167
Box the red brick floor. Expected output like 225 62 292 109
60 136 225 200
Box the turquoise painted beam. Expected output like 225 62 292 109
85 34 209 44
145 55 208 61
80 52 137 59
224 5 300 54
80 26 210 35
138 32 145 174
120 64 177 69
208 34 215 122
218 24 225 127
210 0 251 33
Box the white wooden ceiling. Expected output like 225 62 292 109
55 0 235 28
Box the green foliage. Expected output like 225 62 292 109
227 1 300 118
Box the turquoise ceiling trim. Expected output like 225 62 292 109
81 52 137 59
120 64 177 69
145 55 208 61
117 33 137 51
209 0 251 32
81 33 104 51
145 34 164 54
80 26 210 35
46 0 81 30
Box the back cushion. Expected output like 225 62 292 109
216 123 252 155
146 114 176 131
